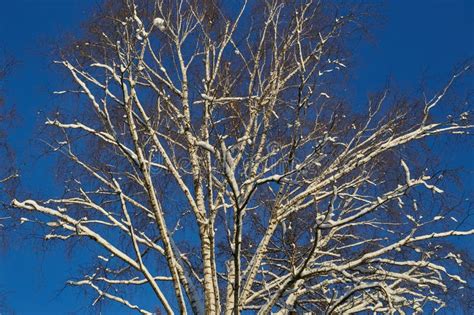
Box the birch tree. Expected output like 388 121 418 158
9 0 474 313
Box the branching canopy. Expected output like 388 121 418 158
7 0 474 314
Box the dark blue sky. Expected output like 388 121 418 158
1 0 473 314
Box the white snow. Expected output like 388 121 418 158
20 217 30 224
445 252 463 265
153 17 166 31
406 214 416 223
320 92 331 99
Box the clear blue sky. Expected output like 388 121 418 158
0 0 473 314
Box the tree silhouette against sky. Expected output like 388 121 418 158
1 0 474 314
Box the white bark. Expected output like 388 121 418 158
7 0 474 313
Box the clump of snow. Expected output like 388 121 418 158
320 92 330 99
397 197 404 208
445 252 463 266
20 217 30 224
153 17 166 31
